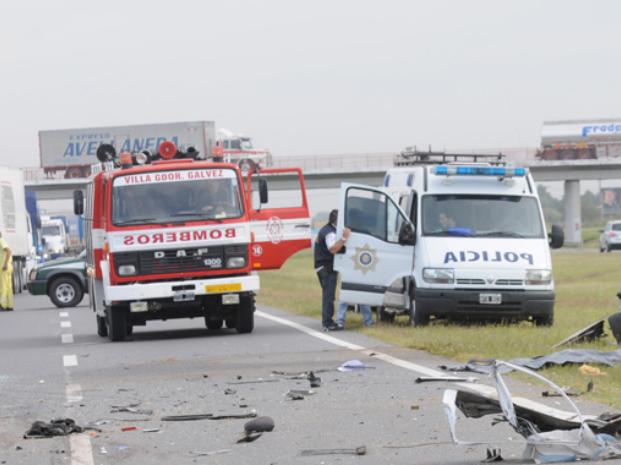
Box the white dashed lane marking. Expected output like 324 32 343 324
61 334 74 344
59 311 69 318
63 355 78 367
61 321 72 328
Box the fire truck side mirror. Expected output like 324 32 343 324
259 179 269 204
74 190 84 216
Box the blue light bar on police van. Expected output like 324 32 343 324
433 165 528 177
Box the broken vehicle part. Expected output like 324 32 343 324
308 371 321 388
227 379 279 385
161 412 257 421
192 449 232 456
415 376 477 383
300 446 367 456
552 319 606 348
483 448 503 462
244 416 274 433
110 406 153 415
337 360 373 372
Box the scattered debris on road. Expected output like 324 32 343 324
110 404 153 415
24 418 89 439
237 416 275 443
337 360 373 372
121 426 138 432
191 449 232 457
224 388 237 395
308 371 321 388
162 412 257 421
415 376 477 384
579 364 606 376
227 378 279 385
300 446 367 456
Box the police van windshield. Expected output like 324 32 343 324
422 195 544 238
42 225 62 236
111 168 243 226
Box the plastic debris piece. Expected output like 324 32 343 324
227 379 279 385
192 449 232 456
337 360 371 372
300 446 366 456
236 432 262 443
142 428 160 433
99 446 107 455
121 426 138 432
224 388 237 395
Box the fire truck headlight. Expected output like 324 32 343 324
118 264 137 276
422 268 454 284
226 257 246 268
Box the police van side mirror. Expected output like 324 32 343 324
74 190 84 216
398 222 416 246
549 224 564 249
259 179 268 204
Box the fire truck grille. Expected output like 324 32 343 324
114 245 248 276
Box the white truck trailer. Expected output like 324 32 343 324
39 121 217 178
0 166 36 293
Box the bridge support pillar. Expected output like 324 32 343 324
563 179 582 246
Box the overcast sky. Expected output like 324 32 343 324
2 0 621 168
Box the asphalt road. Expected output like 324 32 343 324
1 293 620 465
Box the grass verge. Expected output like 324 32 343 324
257 248 621 409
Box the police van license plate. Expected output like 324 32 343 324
479 293 502 305
173 290 195 302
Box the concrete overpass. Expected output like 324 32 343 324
25 157 621 246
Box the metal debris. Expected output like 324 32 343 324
300 446 366 456
483 448 503 462
553 319 606 348
415 376 477 383
227 379 279 385
162 412 257 421
308 371 321 388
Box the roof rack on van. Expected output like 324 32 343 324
394 147 506 167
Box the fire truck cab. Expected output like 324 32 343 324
75 143 310 341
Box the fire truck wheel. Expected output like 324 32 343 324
96 315 108 337
225 318 237 329
236 295 255 334
107 305 127 342
205 318 223 330
126 325 133 335
49 276 84 308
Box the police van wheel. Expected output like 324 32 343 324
236 295 255 334
409 300 430 327
108 305 127 342
377 306 395 323
96 315 108 337
206 318 223 330
534 313 554 327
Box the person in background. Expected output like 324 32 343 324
336 302 374 329
314 209 351 331
0 233 13 311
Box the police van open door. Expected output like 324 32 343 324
247 168 311 270
334 183 415 311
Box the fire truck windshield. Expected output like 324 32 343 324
111 168 243 226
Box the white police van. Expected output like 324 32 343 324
334 153 564 326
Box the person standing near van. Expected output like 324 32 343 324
0 233 13 311
314 209 350 331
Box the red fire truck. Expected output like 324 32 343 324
74 142 310 341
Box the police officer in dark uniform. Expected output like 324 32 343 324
314 209 351 331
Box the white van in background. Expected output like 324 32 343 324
41 218 67 256
334 153 564 326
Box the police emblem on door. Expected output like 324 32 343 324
352 243 379 275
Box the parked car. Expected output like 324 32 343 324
599 221 621 253
27 250 87 307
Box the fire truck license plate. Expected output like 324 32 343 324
173 291 195 302
479 293 502 305
205 283 242 294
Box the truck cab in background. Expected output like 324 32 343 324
334 152 564 327
215 129 272 174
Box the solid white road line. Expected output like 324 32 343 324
63 355 78 367
59 311 69 318
62 333 74 344
255 310 585 421
61 321 72 328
